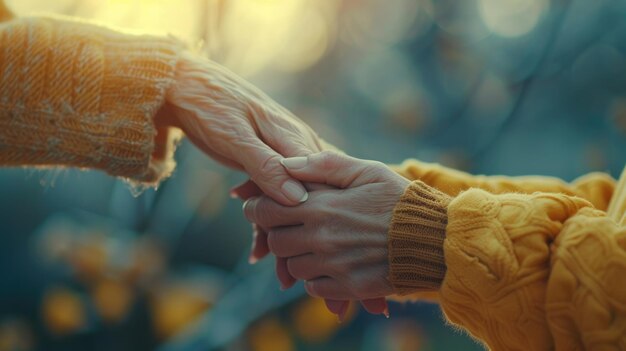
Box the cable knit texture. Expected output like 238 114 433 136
390 159 626 350
388 180 451 294
392 159 616 211
0 9 183 183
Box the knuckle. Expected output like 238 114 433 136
337 257 356 275
310 196 336 220
317 150 341 169
365 160 388 176
368 160 387 169
325 257 346 279
311 230 337 255
254 154 284 180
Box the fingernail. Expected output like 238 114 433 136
248 255 258 264
338 303 348 323
229 190 238 199
242 198 252 211
281 180 308 203
383 307 390 319
242 197 257 211
280 157 308 169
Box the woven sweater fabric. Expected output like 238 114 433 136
389 159 626 350
0 7 183 184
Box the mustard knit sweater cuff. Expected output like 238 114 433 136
388 181 452 295
0 16 184 184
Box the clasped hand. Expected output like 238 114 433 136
155 51 409 319
243 151 409 319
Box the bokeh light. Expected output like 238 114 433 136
479 0 549 37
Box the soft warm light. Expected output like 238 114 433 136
42 287 87 336
5 0 337 76
292 297 354 342
219 0 334 75
92 277 134 324
340 0 420 48
479 0 548 37
249 318 294 351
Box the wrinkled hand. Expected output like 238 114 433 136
155 50 324 205
243 151 410 318
154 51 353 316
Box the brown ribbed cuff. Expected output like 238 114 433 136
388 181 452 295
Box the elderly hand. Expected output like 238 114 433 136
243 151 410 318
155 50 324 206
154 52 352 315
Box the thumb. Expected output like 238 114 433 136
229 179 262 200
280 151 380 189
236 141 309 206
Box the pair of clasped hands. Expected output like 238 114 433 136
155 52 410 319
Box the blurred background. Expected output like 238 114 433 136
2 0 626 350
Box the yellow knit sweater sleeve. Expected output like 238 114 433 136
392 159 616 210
388 181 626 349
0 12 183 184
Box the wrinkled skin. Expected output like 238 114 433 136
243 151 410 317
155 50 321 205
154 52 387 317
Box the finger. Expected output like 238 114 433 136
231 180 334 202
280 151 380 188
242 196 305 228
230 179 262 200
257 113 323 158
324 299 350 322
304 277 349 300
276 257 296 290
249 224 269 263
306 269 390 300
255 122 337 193
266 226 311 258
360 298 389 317
323 299 345 315
286 254 325 281
232 183 267 263
236 140 309 206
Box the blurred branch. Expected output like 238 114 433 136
471 0 574 161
